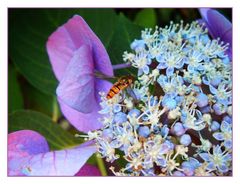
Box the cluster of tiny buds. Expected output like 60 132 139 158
87 21 232 176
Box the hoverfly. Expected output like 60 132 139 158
106 75 135 100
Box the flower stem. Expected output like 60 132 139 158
112 62 131 70
96 154 107 176
52 97 59 123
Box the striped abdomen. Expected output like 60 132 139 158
106 76 134 99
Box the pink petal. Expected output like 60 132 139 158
47 15 113 81
8 130 49 176
58 79 112 132
75 164 101 176
56 45 95 113
21 144 96 176
58 98 103 133
8 130 97 176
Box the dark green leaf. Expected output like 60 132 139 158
21 82 61 118
158 9 175 24
86 154 97 165
8 110 83 150
134 9 157 28
107 14 143 77
9 9 57 95
8 64 24 113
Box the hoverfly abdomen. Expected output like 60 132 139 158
106 76 134 100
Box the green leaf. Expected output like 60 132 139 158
9 10 57 95
86 154 97 165
9 9 118 95
107 14 143 76
8 64 24 113
8 110 83 150
21 82 61 118
134 9 157 28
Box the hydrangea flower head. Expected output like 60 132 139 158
87 19 232 176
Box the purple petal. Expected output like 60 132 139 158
8 130 49 157
213 145 222 155
58 99 102 132
166 67 174 76
172 171 185 176
224 140 232 149
209 85 218 95
58 79 112 132
8 130 97 176
221 121 231 132
8 130 49 176
75 164 101 176
47 15 113 81
159 143 170 154
213 132 225 141
22 144 96 176
199 153 210 161
218 163 228 173
157 62 168 69
199 8 232 58
56 45 95 113
207 161 215 170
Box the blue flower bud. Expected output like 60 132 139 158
181 158 200 176
223 115 232 124
130 39 145 51
173 171 185 176
114 112 127 124
199 105 211 113
180 110 187 122
164 140 175 150
196 93 208 107
213 103 227 115
150 96 158 106
142 65 150 74
222 57 230 65
175 96 184 104
162 97 177 110
157 74 167 87
200 34 210 44
180 134 192 146
138 126 150 138
102 128 113 139
128 108 140 118
173 122 185 136
210 77 222 87
160 125 169 138
153 125 160 134
210 121 220 131
188 37 196 44
182 166 195 176
113 104 122 113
